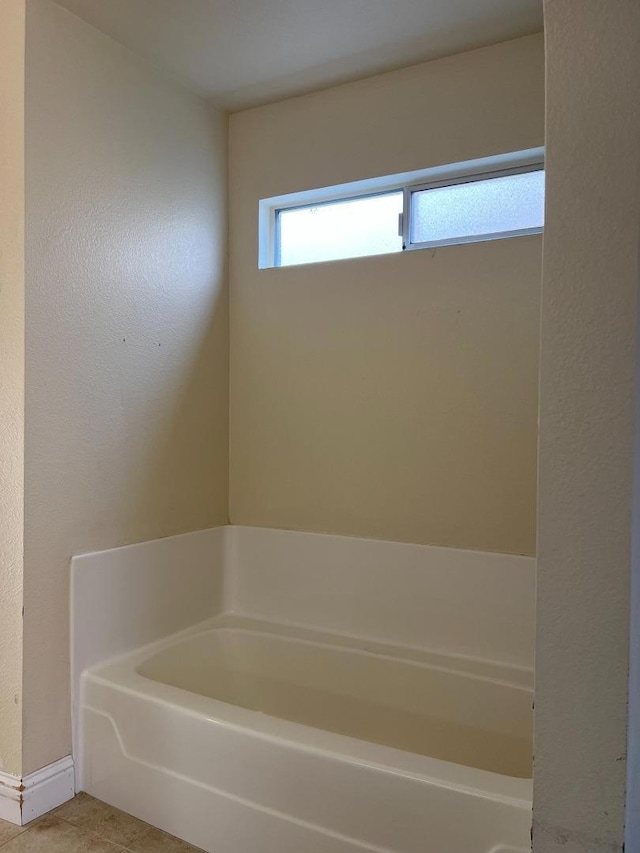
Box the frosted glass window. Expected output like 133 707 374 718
277 192 403 267
410 169 545 246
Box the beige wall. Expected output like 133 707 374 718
534 2 640 851
0 0 26 778
22 0 229 774
229 34 544 555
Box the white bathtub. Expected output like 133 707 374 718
80 613 533 853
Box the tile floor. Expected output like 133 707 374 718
0 793 203 852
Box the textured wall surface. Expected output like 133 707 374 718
0 0 25 775
534 2 640 851
23 0 229 774
229 35 544 554
0 0 25 777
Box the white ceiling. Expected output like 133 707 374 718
52 0 543 111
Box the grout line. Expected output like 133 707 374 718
0 819 34 850
49 810 150 850
17 813 132 851
0 828 29 850
1 798 194 852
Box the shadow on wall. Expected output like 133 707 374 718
124 282 229 543
22 0 230 774
22 266 229 773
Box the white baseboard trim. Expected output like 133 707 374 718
0 757 75 825
0 769 22 825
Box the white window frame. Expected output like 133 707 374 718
258 148 544 269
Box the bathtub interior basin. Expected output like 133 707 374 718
136 620 533 779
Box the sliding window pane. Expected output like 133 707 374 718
278 192 403 267
410 170 545 246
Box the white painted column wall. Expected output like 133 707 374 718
534 2 640 851
0 0 25 779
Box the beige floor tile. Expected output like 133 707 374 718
54 795 148 848
0 816 121 852
127 827 204 853
0 819 24 847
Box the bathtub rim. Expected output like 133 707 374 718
119 612 534 688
